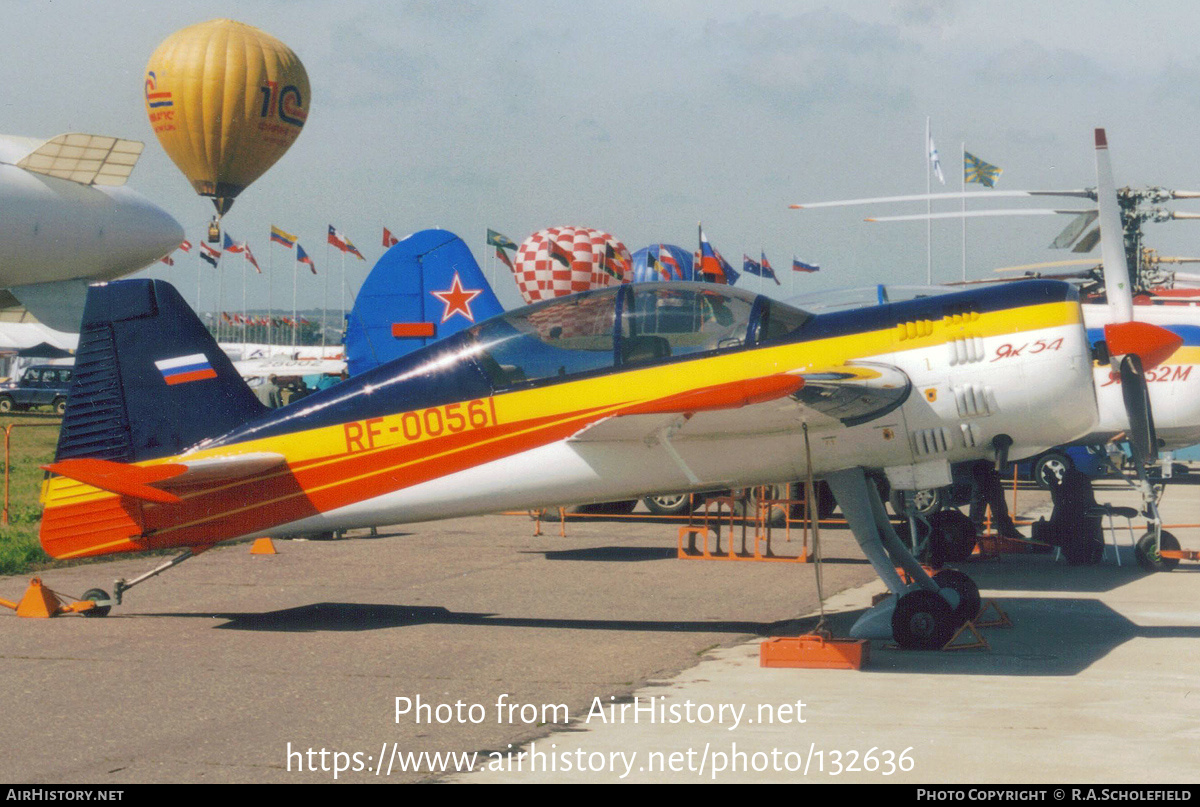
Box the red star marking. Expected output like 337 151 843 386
431 272 482 323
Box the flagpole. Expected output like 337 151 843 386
926 116 932 285
267 236 274 348
340 250 347 350
322 240 330 350
292 247 298 349
217 255 224 344
241 256 247 352
961 141 967 281
196 244 202 320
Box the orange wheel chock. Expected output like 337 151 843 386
250 537 277 555
760 633 869 670
0 578 96 618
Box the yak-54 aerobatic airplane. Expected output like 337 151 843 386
32 130 1180 650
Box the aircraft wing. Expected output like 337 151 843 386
43 452 286 503
14 133 143 186
569 363 909 443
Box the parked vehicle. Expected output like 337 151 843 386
0 365 73 414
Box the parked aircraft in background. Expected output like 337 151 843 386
0 133 183 331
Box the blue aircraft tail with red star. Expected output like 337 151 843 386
344 229 505 376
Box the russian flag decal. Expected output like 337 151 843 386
155 353 218 386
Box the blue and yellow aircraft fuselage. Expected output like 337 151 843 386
40 277 1101 564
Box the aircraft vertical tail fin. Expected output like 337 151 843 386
344 229 504 375
55 279 267 463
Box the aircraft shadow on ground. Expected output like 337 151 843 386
185 602 798 636
524 546 870 564
948 554 1198 594
820 596 1200 677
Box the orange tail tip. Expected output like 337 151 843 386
1103 321 1184 370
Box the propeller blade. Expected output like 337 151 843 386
1119 354 1158 465
1095 128 1133 320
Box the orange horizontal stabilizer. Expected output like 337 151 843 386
1104 321 1184 370
42 458 185 504
619 374 804 417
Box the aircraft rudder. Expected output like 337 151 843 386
55 279 266 464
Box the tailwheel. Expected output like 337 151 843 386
1135 530 1181 572
932 569 981 624
929 510 978 563
891 589 957 650
80 588 111 618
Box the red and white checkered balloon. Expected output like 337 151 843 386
511 226 631 304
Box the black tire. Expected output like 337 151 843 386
1033 451 1073 489
643 493 694 517
1135 530 1181 572
929 510 978 563
0 396 13 414
932 569 981 624
891 589 957 650
890 487 942 518
81 588 111 618
53 397 67 416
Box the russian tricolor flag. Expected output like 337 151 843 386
155 353 217 386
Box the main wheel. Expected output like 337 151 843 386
1033 451 1072 489
891 589 957 650
889 487 942 518
932 569 981 624
929 510 978 563
81 588 112 618
643 493 694 517
53 397 67 416
1135 530 1181 572
0 396 13 414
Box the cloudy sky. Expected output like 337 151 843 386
6 0 1200 311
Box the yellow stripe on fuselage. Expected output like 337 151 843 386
42 299 1081 513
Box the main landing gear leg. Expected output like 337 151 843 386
826 468 974 650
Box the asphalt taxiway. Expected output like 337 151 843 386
3 481 1198 784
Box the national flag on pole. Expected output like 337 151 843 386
200 242 220 267
743 254 762 276
222 232 246 254
546 237 573 267
698 225 738 285
605 242 630 279
179 240 192 253
698 226 726 283
297 243 316 274
760 252 780 285
328 226 365 260
964 151 1002 188
929 135 945 185
487 229 518 251
646 250 664 280
244 244 261 274
793 257 820 273
657 245 680 280
159 255 174 266
270 226 297 249
495 246 514 270
383 227 400 247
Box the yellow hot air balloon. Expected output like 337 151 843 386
144 19 310 222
